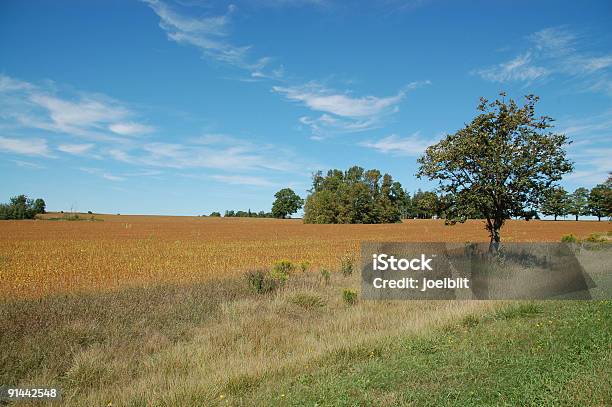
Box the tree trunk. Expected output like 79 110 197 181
598 216 601 221
554 214 558 221
575 215 578 221
487 218 501 253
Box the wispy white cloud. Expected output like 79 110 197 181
0 136 51 156
142 0 277 76
0 74 313 187
273 83 405 117
209 174 275 187
79 167 126 182
0 75 34 92
107 137 296 173
566 147 612 186
11 159 45 169
475 53 549 83
359 132 433 156
57 143 95 155
109 122 155 136
0 74 153 142
275 80 430 138
475 27 612 94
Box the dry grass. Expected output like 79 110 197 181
1 271 499 406
1 214 609 299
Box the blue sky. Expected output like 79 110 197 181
1 0 611 215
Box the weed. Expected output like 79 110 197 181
320 268 331 285
342 288 357 305
560 233 578 243
245 270 277 294
340 254 354 277
270 260 295 283
289 292 325 309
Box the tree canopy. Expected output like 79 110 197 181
588 175 612 221
417 93 573 247
303 166 406 224
0 195 46 220
568 187 589 221
541 186 570 221
271 188 303 219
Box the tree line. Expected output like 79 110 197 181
0 195 46 220
541 181 612 221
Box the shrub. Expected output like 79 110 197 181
270 260 294 283
245 270 277 294
585 233 607 243
320 268 331 285
561 233 578 243
299 261 310 273
342 288 357 305
289 292 325 309
340 254 354 277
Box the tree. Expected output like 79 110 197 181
0 195 46 220
271 188 303 219
303 166 406 224
417 93 573 250
541 187 570 220
209 211 221 217
588 176 612 221
568 187 589 221
33 198 46 214
412 190 440 219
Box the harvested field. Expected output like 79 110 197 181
0 214 609 299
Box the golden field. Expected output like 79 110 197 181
0 214 610 299
1 214 610 405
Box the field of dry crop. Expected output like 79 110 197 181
1 215 610 405
0 214 609 299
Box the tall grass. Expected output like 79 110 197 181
0 271 497 406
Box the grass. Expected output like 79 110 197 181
238 300 611 406
0 271 498 406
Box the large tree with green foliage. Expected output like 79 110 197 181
541 186 570 220
271 188 304 219
568 187 589 221
588 175 612 221
417 93 573 249
303 166 406 224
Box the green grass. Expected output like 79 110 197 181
233 300 611 406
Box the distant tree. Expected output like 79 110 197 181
418 93 573 250
209 211 221 217
541 187 570 220
588 176 612 221
224 210 235 217
568 187 589 221
304 166 405 224
412 190 440 219
271 188 304 219
0 195 46 220
33 198 46 214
